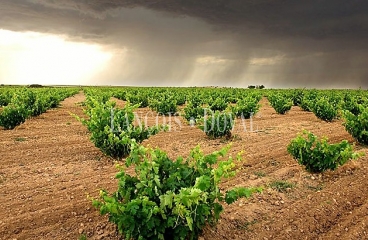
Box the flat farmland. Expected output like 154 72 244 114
1 91 368 240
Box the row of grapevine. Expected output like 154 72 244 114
110 87 264 108
267 92 293 114
85 87 368 113
229 95 261 118
266 89 367 172
288 130 363 173
78 91 166 158
82 87 265 140
96 87 263 138
0 87 18 107
266 89 368 123
82 87 368 143
343 106 368 144
0 87 79 129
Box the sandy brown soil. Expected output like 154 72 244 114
1 93 367 240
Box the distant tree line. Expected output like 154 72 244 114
248 85 265 89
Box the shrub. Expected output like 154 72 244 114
175 94 186 106
0 90 12 106
343 106 368 144
126 93 149 108
299 90 319 111
0 88 77 129
291 89 304 106
341 95 362 115
187 95 203 108
312 97 338 121
0 104 29 129
327 92 343 108
230 97 260 119
299 97 313 112
287 130 363 173
15 88 36 109
209 98 228 111
149 98 178 116
45 93 62 108
31 97 49 116
92 144 262 240
113 90 127 101
268 94 293 114
79 98 163 158
183 102 205 124
199 110 234 138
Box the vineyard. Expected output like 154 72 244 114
1 86 368 239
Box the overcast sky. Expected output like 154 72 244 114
1 0 367 88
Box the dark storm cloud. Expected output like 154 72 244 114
32 0 368 44
1 0 368 88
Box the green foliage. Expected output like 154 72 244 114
79 98 163 158
92 144 262 240
341 94 363 115
46 94 61 108
175 94 186 106
127 93 149 108
13 88 36 110
269 181 295 192
209 97 228 111
312 97 338 121
198 111 234 138
0 90 13 106
113 90 127 101
291 89 304 106
149 97 178 116
14 137 27 142
230 97 260 118
299 98 313 112
287 130 363 173
268 94 293 114
254 171 266 178
0 104 29 129
183 102 205 124
31 97 49 116
0 94 8 107
343 106 368 144
327 93 343 108
187 95 204 108
183 95 206 124
225 187 261 204
0 87 77 129
78 234 87 240
299 90 319 111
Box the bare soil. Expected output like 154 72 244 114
1 92 367 240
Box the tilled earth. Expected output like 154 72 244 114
0 92 367 240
